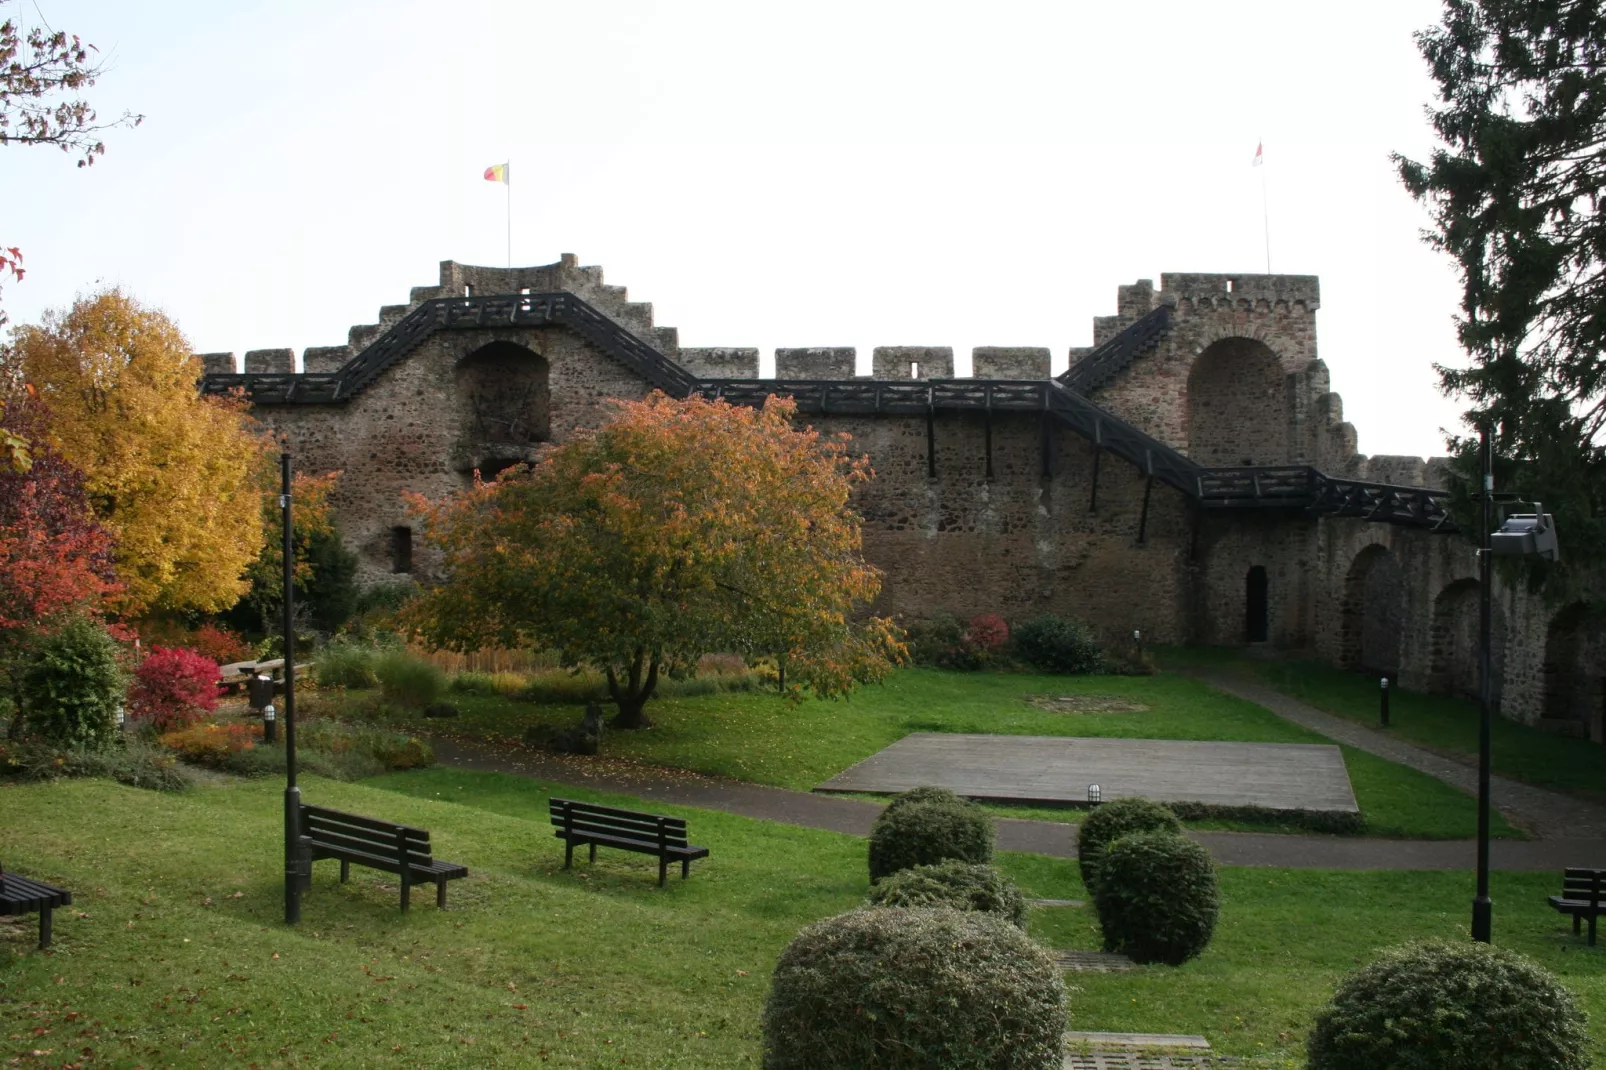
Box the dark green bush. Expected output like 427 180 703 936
762 907 1066 1070
313 642 379 689
16 615 128 749
1 736 194 792
1090 830 1219 965
1076 795 1183 888
1306 940 1590 1070
865 860 1028 929
904 613 966 668
868 788 994 882
1010 614 1104 674
373 649 445 709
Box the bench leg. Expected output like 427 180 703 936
1575 914 1582 935
437 880 447 910
564 840 574 869
658 858 668 888
400 879 411 913
340 859 350 883
1590 914 1597 948
589 843 597 864
682 858 691 880
38 906 52 950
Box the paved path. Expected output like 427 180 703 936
1179 669 1606 841
430 737 1605 871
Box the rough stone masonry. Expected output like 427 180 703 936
198 256 1605 742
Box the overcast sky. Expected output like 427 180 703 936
6 0 1467 459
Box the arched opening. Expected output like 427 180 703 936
1339 544 1405 675
1245 565 1269 643
456 340 550 447
1427 578 1506 704
1542 603 1606 741
1186 337 1288 466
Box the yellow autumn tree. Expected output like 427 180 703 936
2 288 269 615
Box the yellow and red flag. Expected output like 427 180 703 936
484 163 509 184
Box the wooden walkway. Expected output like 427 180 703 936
815 733 1358 814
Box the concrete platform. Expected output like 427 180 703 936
815 733 1358 814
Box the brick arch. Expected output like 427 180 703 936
1185 337 1288 466
1428 578 1506 705
1339 543 1405 674
455 339 551 454
1542 603 1606 741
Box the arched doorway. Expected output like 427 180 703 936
1246 565 1269 643
1186 338 1288 466
1428 578 1506 705
456 341 551 447
1542 603 1606 741
1340 544 1405 675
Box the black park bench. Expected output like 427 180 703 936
299 804 467 911
1549 867 1605 947
0 864 72 949
549 798 709 887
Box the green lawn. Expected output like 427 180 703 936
326 668 1521 839
1163 648 1606 804
1 771 1601 1068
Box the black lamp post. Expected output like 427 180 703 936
1473 425 1560 943
281 453 302 925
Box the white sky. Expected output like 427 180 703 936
5 0 1469 459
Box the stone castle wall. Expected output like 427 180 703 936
213 258 1602 738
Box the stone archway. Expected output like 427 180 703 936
456 340 551 449
1339 544 1405 675
1186 337 1288 466
1542 603 1606 741
1428 578 1506 705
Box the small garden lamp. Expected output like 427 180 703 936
263 703 277 745
114 705 125 730
1087 784 1102 804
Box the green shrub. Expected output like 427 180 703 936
515 669 608 704
16 615 128 749
1076 795 1183 888
1307 940 1590 1070
762 907 1066 1070
1090 830 1219 965
868 787 994 882
373 649 445 709
1 736 193 792
865 860 1028 929
1010 614 1104 674
314 642 380 689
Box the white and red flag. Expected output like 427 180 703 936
1252 141 1264 167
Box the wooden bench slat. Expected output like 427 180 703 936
302 825 434 864
304 807 430 840
552 817 690 848
551 798 688 826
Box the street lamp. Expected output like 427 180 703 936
1472 427 1559 944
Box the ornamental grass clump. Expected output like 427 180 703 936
867 786 994 882
373 648 446 709
761 907 1066 1070
1089 830 1219 965
865 860 1028 929
1076 795 1183 889
1306 940 1590 1070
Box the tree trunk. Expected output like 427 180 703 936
606 649 660 729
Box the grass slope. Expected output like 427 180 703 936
1166 648 1606 804
331 668 1520 839
1 770 1601 1069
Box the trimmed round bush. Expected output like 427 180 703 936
17 615 128 749
868 789 994 882
1010 614 1104 674
1307 940 1591 1070
866 860 1028 929
1076 795 1183 889
762 907 1066 1070
884 784 968 814
1090 830 1218 965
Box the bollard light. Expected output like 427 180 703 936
1379 677 1391 729
263 704 276 722
1087 784 1102 804
115 705 125 729
262 702 278 745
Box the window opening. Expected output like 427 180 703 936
391 526 413 574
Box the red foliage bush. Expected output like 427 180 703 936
966 614 1010 652
128 647 221 731
136 620 252 665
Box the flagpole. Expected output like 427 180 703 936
1259 142 1272 274
505 160 511 269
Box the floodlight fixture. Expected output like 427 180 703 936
1491 506 1560 562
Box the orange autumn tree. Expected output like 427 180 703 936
3 288 268 615
407 391 906 729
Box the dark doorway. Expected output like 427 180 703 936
391 526 413 574
1246 566 1269 643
